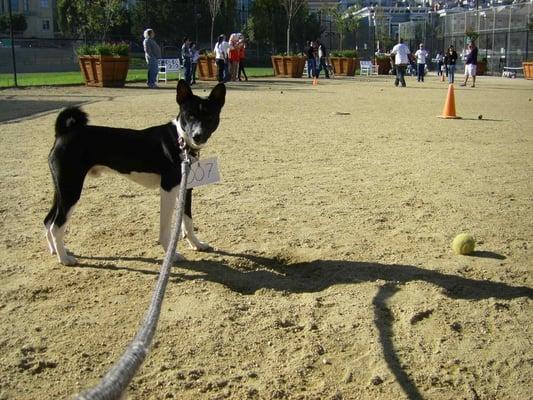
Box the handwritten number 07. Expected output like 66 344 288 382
187 162 213 184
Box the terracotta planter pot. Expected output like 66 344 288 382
523 62 533 80
197 55 217 81
330 57 358 76
271 56 305 78
374 58 391 75
78 56 129 87
476 61 486 76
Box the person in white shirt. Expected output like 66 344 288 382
414 43 429 82
390 38 411 87
221 36 230 82
214 35 228 82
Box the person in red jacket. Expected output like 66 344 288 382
238 38 248 81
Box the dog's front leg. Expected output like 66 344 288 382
182 189 211 251
159 186 185 261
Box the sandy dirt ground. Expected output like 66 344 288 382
0 74 532 400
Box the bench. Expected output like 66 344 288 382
158 58 181 83
502 66 523 78
360 60 377 76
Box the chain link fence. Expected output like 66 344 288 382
399 3 532 75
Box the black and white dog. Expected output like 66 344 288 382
44 80 226 265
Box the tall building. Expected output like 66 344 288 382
0 0 56 38
236 0 252 27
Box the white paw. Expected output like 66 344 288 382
60 254 78 266
190 241 212 252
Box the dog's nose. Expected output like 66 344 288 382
192 133 203 142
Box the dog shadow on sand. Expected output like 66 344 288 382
77 249 532 400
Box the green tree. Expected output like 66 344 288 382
280 0 306 54
57 0 128 40
324 5 360 50
464 27 479 43
0 13 27 33
207 0 222 49
246 0 317 54
247 0 286 53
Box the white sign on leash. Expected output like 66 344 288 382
186 157 221 189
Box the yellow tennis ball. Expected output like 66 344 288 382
452 233 475 255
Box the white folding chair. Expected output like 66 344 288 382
158 58 181 83
360 60 372 75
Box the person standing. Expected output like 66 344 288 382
316 39 330 79
143 29 161 89
435 51 444 78
181 37 192 85
228 34 240 82
446 45 458 84
305 41 316 78
390 38 411 87
221 35 230 82
190 41 199 84
414 43 428 82
460 41 478 88
214 35 227 83
238 38 248 81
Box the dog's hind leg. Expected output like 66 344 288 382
48 172 83 265
44 193 58 254
50 206 77 265
182 189 211 251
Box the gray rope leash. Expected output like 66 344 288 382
76 159 191 400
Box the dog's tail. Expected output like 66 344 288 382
55 107 88 137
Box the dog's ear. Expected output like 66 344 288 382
208 83 226 109
176 79 193 105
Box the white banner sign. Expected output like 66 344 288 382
186 157 221 189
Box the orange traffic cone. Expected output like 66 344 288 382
438 84 461 119
313 77 318 86
440 73 445 82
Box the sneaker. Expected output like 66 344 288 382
471 84 475 88
459 83 466 87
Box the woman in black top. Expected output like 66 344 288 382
446 45 458 84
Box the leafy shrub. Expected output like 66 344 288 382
330 50 358 58
76 42 129 56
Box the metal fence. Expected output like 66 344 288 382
399 3 533 75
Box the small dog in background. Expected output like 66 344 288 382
44 79 226 265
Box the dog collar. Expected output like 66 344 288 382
172 118 200 159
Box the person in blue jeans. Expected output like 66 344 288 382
390 38 411 87
143 29 161 88
446 45 458 84
214 35 227 83
305 41 317 78
414 43 428 82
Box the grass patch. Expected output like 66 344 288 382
0 67 274 88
